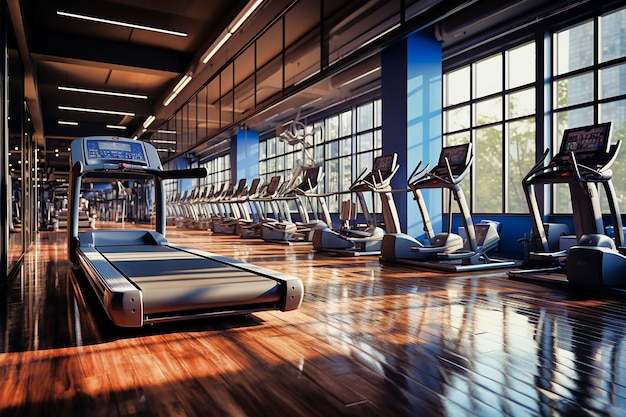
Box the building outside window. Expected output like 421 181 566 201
553 7 626 214
258 98 383 216
443 41 537 215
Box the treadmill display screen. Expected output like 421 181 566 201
266 176 281 193
559 123 611 158
439 144 469 168
434 143 470 177
373 155 395 174
86 139 147 164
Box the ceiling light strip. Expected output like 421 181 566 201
143 115 156 128
58 105 135 116
230 0 263 33
202 33 232 64
163 74 193 106
201 0 263 64
58 86 148 99
57 11 188 37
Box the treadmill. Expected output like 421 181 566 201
380 143 516 272
311 153 402 256
68 136 304 327
509 122 626 285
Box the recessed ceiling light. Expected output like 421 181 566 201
58 86 148 99
57 11 188 37
58 105 135 116
58 120 78 126
106 124 127 130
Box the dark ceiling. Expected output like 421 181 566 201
9 0 608 185
12 0 248 180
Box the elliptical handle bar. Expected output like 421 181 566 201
408 161 430 185
569 151 608 182
522 148 551 184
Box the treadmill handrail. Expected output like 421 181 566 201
569 140 622 182
408 161 430 184
363 163 400 190
410 143 473 188
158 167 208 180
522 148 551 185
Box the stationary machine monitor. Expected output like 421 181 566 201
431 143 470 178
558 122 611 161
84 138 148 165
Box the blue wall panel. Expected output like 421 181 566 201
235 129 259 181
382 29 442 240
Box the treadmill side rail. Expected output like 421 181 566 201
77 247 144 327
180 246 304 311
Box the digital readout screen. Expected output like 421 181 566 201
86 139 146 163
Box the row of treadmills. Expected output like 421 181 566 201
68 123 626 327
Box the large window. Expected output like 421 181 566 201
443 42 537 214
442 5 626 217
553 7 626 213
202 155 231 189
259 98 383 214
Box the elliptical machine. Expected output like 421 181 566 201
381 143 515 272
509 122 626 286
312 153 401 256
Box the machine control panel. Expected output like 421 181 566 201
553 122 612 167
85 138 147 165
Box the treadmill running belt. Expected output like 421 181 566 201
97 245 282 314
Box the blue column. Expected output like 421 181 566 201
382 29 442 240
175 156 192 193
233 128 259 180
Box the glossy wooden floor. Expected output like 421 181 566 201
2 225 626 416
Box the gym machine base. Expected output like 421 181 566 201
68 136 304 328
509 122 626 288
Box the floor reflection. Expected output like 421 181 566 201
2 229 626 415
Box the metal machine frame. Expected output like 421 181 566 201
509 122 626 286
381 143 516 272
68 136 303 327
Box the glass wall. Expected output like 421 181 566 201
5 9 25 278
201 155 231 189
552 6 626 213
442 4 626 217
2 6 36 281
149 0 422 171
259 98 383 214
443 42 537 214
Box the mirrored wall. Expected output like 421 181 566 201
3 4 36 283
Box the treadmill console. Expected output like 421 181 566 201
350 153 398 191
371 154 396 178
296 166 320 192
435 143 470 177
85 138 148 165
266 176 282 194
554 122 611 166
